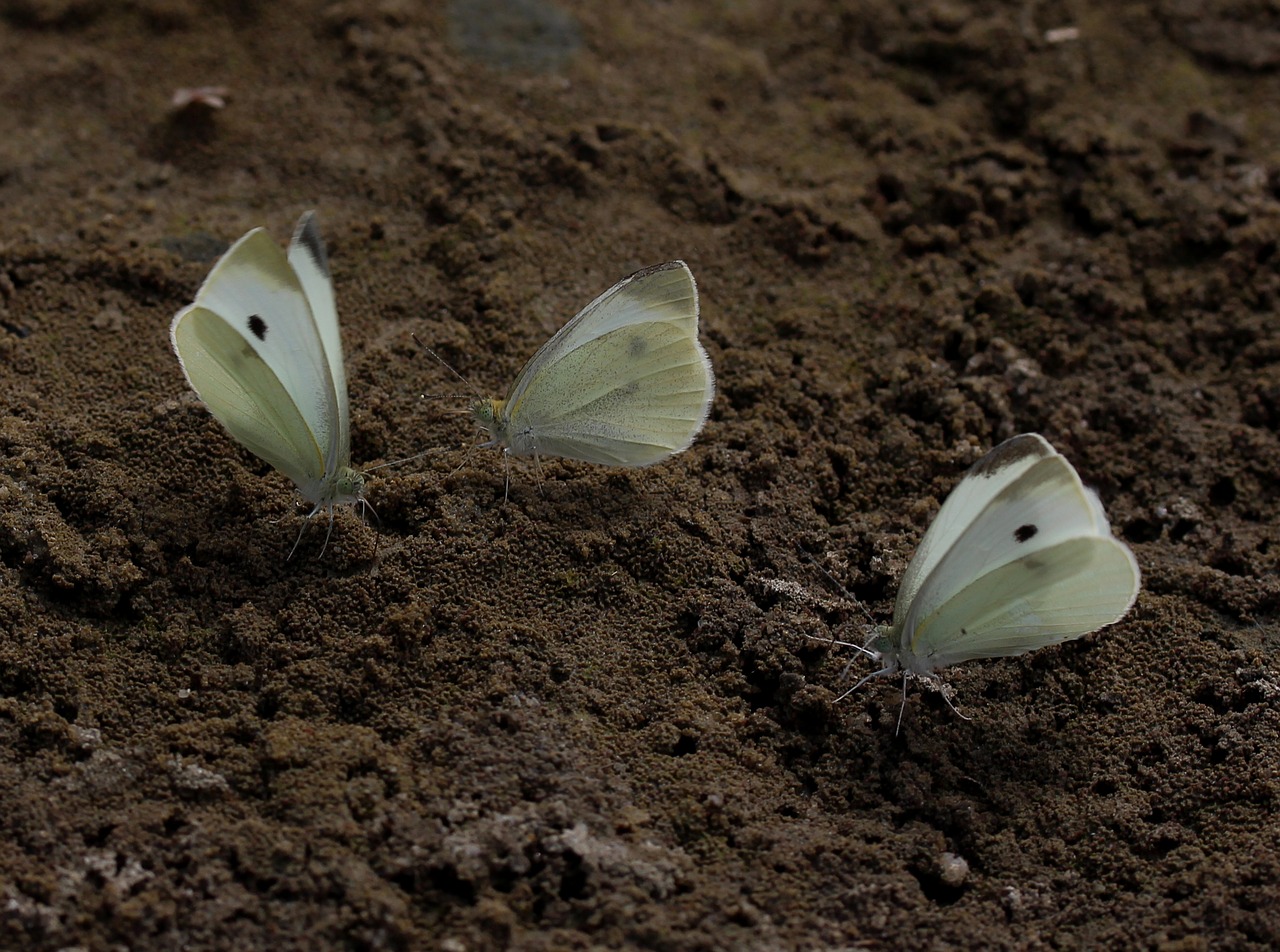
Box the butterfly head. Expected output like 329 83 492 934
470 399 494 428
470 398 510 439
333 466 366 504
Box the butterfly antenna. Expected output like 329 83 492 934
411 332 485 401
797 545 878 627
811 636 882 685
367 402 477 475
364 447 447 473
769 565 887 692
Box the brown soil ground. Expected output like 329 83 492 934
2 1 1279 949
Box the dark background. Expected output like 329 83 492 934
1 1 1278 948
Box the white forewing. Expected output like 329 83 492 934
881 433 1140 676
170 212 357 511
479 260 715 467
181 228 338 460
286 211 348 470
505 261 699 408
893 435 1055 623
171 304 325 492
899 446 1105 640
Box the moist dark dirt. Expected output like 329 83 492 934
1 1 1279 949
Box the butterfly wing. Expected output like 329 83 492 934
286 212 349 471
891 434 1139 672
170 222 342 503
500 261 715 466
892 434 1056 627
171 303 325 494
908 535 1139 669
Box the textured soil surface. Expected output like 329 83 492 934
2 1 1279 949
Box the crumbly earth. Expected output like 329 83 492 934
1 1 1278 949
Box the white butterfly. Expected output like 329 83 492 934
841 433 1140 721
470 260 715 475
170 211 364 555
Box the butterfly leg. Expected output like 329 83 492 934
891 673 970 734
833 663 896 703
358 497 381 562
532 450 546 497
832 629 886 680
317 506 338 559
930 675 970 723
895 672 909 735
446 440 476 479
287 509 314 561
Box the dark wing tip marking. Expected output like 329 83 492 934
968 433 1052 479
247 314 268 340
1014 523 1039 543
630 260 689 282
294 211 331 279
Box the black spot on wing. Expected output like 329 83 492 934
247 314 267 340
1014 523 1038 543
628 335 648 357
